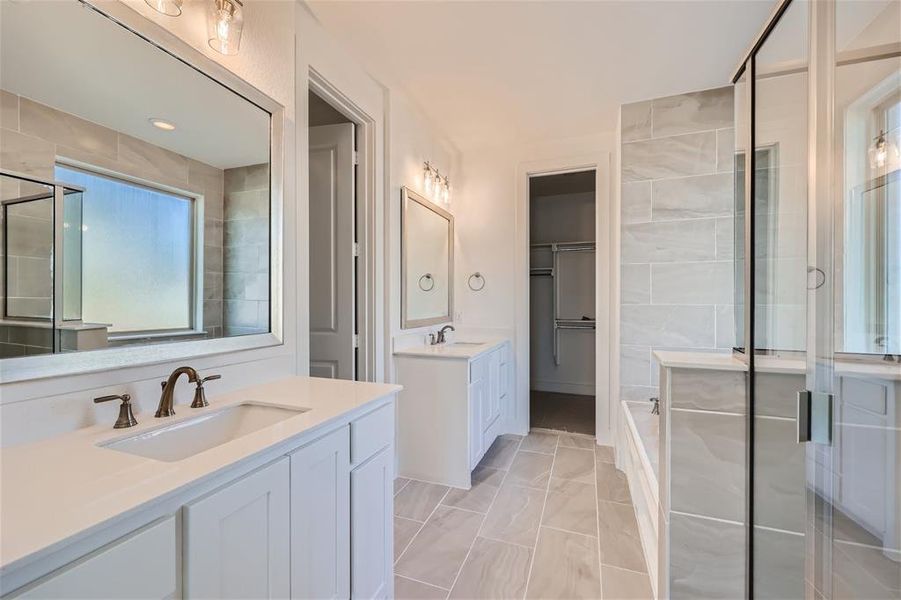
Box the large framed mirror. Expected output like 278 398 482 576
0 0 284 382
401 187 453 329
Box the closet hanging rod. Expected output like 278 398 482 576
556 318 596 326
530 240 596 250
556 324 596 330
530 267 554 277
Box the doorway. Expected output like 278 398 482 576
308 89 358 380
528 170 597 435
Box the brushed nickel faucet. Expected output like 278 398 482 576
436 325 455 344
156 366 199 417
94 393 138 429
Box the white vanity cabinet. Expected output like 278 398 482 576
184 458 291 599
396 339 512 489
2 396 396 600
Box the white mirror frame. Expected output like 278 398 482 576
0 1 285 383
401 186 453 329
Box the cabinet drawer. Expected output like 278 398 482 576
351 403 394 464
12 517 176 599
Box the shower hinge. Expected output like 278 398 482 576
797 390 833 445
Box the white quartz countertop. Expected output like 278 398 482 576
393 337 508 360
653 350 900 380
0 376 401 573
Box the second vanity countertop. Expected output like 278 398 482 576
393 337 509 360
653 350 900 380
0 376 401 575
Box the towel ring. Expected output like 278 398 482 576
418 273 435 292
468 272 486 291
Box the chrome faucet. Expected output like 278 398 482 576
156 366 199 417
436 325 455 344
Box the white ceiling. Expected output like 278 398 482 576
1 1 269 170
307 0 778 150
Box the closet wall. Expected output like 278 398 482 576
529 181 596 396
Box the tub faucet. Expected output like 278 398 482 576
156 366 199 417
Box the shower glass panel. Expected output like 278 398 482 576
751 2 809 598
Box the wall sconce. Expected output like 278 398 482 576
207 0 244 55
144 0 182 16
869 129 899 170
422 161 452 206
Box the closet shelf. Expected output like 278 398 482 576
530 240 596 252
529 267 554 277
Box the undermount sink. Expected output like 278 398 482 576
100 403 309 462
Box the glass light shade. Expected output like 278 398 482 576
444 181 452 205
145 0 182 16
207 0 244 55
423 166 434 195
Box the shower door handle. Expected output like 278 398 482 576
797 390 833 445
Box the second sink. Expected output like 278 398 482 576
100 402 309 462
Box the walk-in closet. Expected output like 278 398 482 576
528 170 597 435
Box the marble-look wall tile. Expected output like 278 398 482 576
621 263 650 304
652 87 733 138
1 90 18 130
715 216 735 259
621 181 652 224
754 372 804 419
622 218 716 263
0 129 54 178
19 97 118 161
753 416 805 533
715 304 737 349
717 128 736 173
670 512 745 600
622 131 717 182
670 368 745 413
754 527 805 600
621 101 652 142
620 344 651 386
117 133 188 187
621 305 715 347
670 409 745 522
651 261 733 305
652 173 733 220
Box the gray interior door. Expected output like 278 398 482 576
309 122 355 380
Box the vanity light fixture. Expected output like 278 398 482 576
421 161 452 207
207 0 244 56
144 0 182 17
149 118 176 131
869 129 898 169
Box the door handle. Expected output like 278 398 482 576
797 390 833 445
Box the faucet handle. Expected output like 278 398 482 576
94 393 138 429
191 374 221 408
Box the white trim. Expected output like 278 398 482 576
514 153 614 444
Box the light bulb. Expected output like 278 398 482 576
445 181 452 205
207 0 243 55
424 167 433 195
216 10 231 41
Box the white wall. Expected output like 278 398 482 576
452 132 616 442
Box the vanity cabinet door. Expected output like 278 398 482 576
290 426 351 600
468 370 488 469
350 446 393 599
183 458 290 599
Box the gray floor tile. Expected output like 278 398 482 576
542 478 598 537
395 477 411 495
520 431 559 454
481 484 546 547
530 391 596 435
596 445 615 464
442 466 505 513
395 575 448 600
479 436 521 470
506 451 554 489
553 446 596 484
525 527 601 599
597 500 647 573
559 433 596 450
396 480 450 521
449 537 532 599
602 565 654 599
395 506 484 589
596 461 632 503
395 517 423 561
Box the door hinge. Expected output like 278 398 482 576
353 151 359 165
352 242 360 257
353 334 360 348
797 390 833 445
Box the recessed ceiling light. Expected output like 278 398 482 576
149 118 176 131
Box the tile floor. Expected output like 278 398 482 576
393 431 653 599
530 391 596 435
